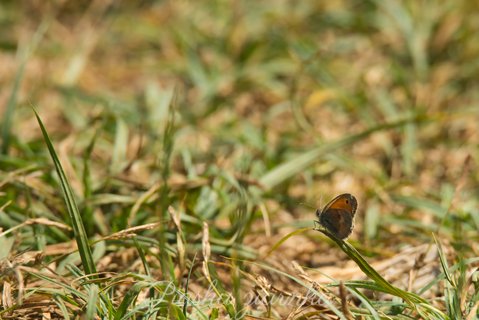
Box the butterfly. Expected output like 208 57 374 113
315 193 358 240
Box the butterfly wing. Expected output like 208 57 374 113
317 193 357 239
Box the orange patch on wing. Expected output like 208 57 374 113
328 197 353 211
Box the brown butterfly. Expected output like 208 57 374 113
315 193 358 239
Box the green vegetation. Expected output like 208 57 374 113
1 1 479 319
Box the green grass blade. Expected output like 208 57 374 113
259 116 426 190
53 296 71 320
433 233 455 286
33 108 97 276
347 287 381 320
183 252 197 317
316 227 426 307
115 282 144 319
157 97 176 281
1 21 48 154
85 284 99 319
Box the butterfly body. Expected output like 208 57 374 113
315 193 357 239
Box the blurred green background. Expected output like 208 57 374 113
1 1 479 318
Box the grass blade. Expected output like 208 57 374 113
85 284 99 319
259 116 427 190
1 21 48 154
33 107 97 276
315 227 426 307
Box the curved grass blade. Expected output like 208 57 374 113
33 107 97 276
315 227 426 307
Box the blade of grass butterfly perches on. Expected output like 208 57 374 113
313 194 430 314
315 227 427 308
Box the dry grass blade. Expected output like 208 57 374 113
97 222 161 241
0 218 71 238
